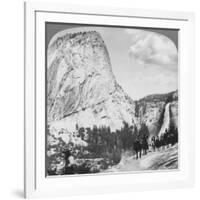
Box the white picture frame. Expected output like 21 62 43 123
24 1 195 198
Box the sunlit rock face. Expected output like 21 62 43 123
134 90 178 137
47 30 136 132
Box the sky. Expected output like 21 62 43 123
47 23 178 100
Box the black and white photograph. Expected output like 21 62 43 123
46 23 179 176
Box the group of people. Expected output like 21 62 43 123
61 129 178 173
133 129 178 160
151 128 178 152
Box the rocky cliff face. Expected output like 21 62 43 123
134 90 178 137
47 30 178 137
47 31 136 133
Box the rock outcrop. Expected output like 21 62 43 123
47 30 137 133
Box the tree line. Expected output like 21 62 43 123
47 121 178 175
74 122 150 164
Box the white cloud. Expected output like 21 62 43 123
126 29 178 68
121 29 178 99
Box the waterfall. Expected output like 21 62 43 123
158 103 171 136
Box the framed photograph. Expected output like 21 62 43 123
24 1 195 198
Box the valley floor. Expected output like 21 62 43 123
104 144 178 173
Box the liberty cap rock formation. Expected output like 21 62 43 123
47 30 137 132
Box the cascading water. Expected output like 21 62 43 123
158 103 171 136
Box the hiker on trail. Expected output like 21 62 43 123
168 132 176 147
141 136 149 155
169 132 176 146
155 136 161 151
133 137 142 160
160 134 165 150
151 136 156 151
163 129 169 148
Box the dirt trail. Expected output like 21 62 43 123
104 144 178 173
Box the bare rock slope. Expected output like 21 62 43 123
48 31 136 132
